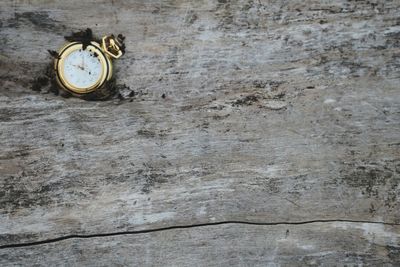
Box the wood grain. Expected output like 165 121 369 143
1 222 400 266
0 0 399 265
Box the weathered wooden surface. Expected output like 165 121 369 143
0 0 399 265
1 222 400 266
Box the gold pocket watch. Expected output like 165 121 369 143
54 34 124 97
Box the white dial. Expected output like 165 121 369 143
62 48 103 89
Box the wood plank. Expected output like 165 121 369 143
1 222 399 266
0 0 399 264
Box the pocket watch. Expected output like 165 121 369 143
54 34 124 98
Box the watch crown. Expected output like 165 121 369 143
102 35 124 59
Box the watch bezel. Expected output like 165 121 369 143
54 41 112 95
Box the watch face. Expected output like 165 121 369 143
62 49 103 89
55 42 111 94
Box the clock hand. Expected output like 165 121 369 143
82 54 85 70
73 64 92 75
72 64 84 70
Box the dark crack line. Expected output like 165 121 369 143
1 219 399 249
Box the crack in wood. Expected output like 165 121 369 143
1 219 399 249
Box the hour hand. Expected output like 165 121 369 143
72 64 84 70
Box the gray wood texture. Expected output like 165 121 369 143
0 0 399 266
